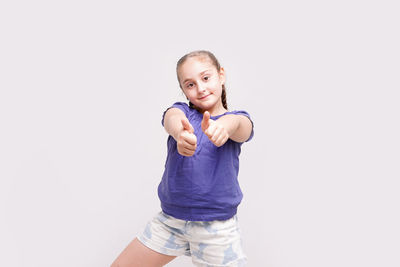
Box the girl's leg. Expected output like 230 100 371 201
110 238 177 267
189 216 247 266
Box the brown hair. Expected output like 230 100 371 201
176 50 228 110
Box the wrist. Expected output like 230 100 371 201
171 127 183 142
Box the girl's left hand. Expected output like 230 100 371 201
201 111 229 147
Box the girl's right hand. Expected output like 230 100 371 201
177 118 197 157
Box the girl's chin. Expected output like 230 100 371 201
194 102 211 110
194 99 213 106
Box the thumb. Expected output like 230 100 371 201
201 111 210 131
181 118 194 134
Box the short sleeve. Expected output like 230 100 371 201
231 110 254 143
161 102 190 126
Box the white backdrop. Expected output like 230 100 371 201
1 0 399 266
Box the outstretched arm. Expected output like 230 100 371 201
163 108 187 141
201 112 253 146
217 114 253 143
163 107 197 156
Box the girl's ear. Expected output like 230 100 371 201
219 67 226 85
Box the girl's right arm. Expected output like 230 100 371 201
163 108 187 141
163 108 197 157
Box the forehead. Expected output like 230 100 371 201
178 57 216 80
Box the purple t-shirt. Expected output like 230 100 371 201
158 102 254 221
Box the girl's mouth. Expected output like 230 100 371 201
199 94 210 100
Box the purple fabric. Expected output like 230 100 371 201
158 102 254 221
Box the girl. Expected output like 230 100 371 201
111 50 254 267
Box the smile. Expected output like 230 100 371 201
199 94 210 100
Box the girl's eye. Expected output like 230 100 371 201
187 83 194 88
204 76 209 81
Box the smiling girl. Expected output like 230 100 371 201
111 50 254 267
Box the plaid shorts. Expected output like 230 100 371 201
137 211 247 267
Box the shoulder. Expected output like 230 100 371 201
228 109 251 117
161 102 193 126
164 102 192 117
170 102 190 113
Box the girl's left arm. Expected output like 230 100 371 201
217 114 253 143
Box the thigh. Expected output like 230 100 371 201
110 238 176 267
189 216 247 267
138 211 191 256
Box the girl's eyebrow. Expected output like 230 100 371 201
182 70 211 84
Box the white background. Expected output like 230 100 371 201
1 0 399 266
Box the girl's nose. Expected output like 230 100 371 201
197 82 206 93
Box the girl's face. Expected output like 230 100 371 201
178 57 226 115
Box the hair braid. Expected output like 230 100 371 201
221 84 228 110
